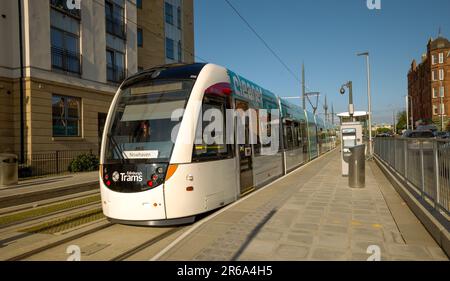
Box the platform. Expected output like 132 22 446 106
153 150 448 261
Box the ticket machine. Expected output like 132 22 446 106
341 122 363 176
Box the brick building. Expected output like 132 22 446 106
408 35 450 130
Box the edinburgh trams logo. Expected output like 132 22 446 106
112 171 120 182
112 171 143 182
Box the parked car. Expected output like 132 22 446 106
435 131 450 139
404 130 435 139
376 133 392 138
416 125 438 134
402 130 413 138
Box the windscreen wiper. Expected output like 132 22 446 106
107 133 128 163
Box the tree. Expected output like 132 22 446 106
396 111 407 133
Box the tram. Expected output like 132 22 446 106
99 63 335 225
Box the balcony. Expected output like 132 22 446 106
51 46 81 75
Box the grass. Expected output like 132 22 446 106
19 208 104 234
0 194 101 227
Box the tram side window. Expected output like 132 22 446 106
254 110 274 156
192 95 233 161
293 122 300 148
284 122 294 150
300 121 308 150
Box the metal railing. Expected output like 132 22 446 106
18 150 98 179
374 137 450 216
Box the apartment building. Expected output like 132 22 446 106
0 0 195 175
137 0 194 70
408 35 450 129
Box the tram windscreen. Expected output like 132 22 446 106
104 80 194 162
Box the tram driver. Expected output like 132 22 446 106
134 120 152 143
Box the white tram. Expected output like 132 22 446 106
99 63 335 225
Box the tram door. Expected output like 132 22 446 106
235 100 254 195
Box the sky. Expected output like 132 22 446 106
193 0 450 124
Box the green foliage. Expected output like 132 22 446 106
68 153 99 173
396 111 407 133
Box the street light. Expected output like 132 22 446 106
339 81 354 121
357 52 373 157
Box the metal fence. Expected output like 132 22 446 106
18 150 98 179
374 137 450 216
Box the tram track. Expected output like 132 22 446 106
0 193 102 232
0 182 99 209
6 221 115 261
0 201 101 232
0 189 100 217
109 227 182 261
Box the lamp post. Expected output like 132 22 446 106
339 81 354 121
357 52 373 157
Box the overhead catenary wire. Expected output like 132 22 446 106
223 0 301 84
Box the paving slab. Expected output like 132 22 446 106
155 150 448 261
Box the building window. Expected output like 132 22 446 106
137 28 143 47
439 69 444 81
50 8 81 74
105 0 126 39
177 7 181 29
137 0 142 9
107 49 125 83
52 95 81 137
441 86 445 98
178 41 182 62
165 2 173 25
439 53 444 64
433 105 438 116
432 55 436 65
166 37 174 60
432 88 437 98
432 70 436 81
441 104 445 115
